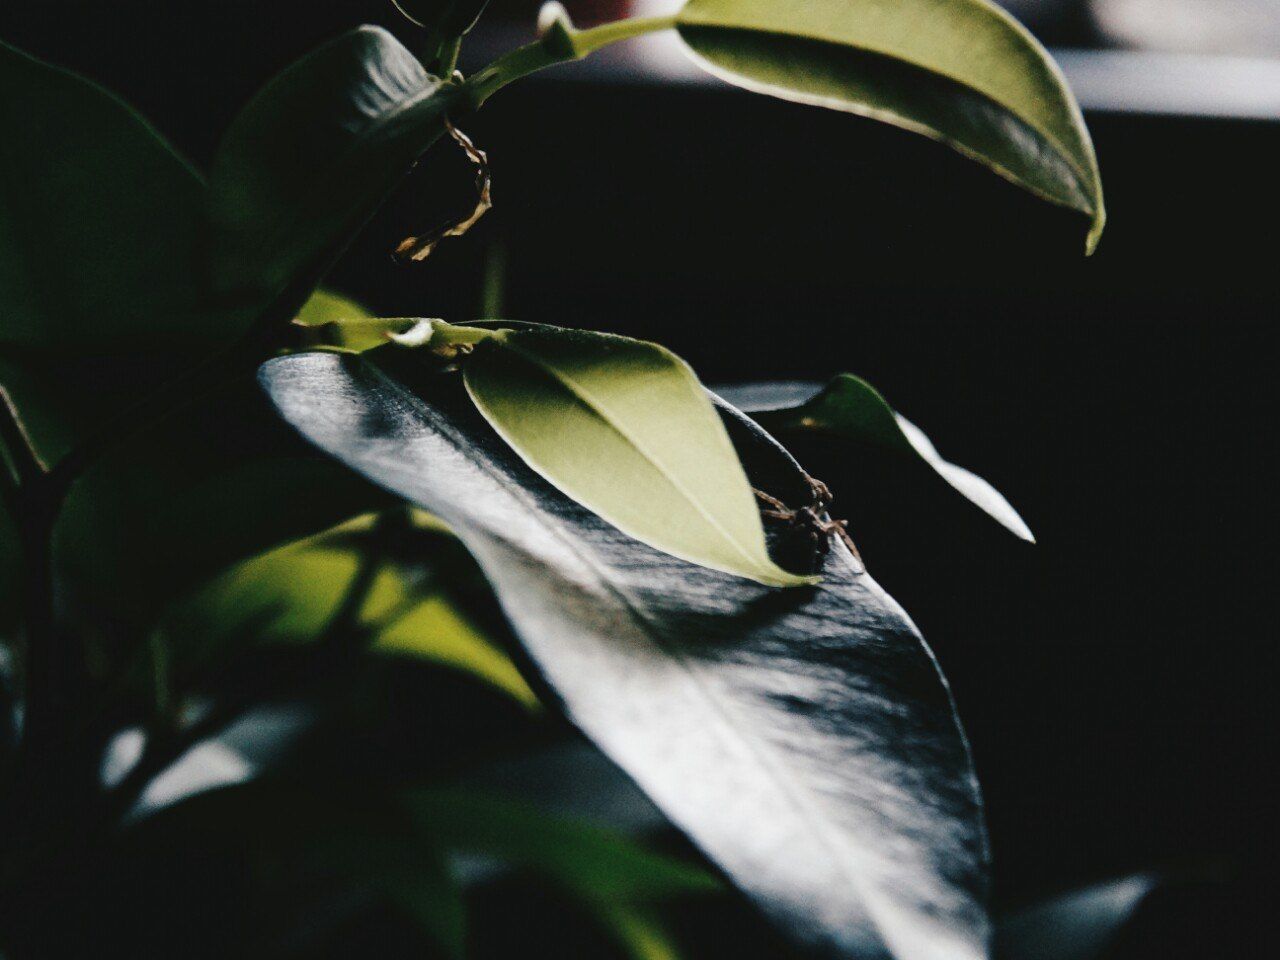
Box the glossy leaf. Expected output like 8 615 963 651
261 352 991 960
207 26 457 313
717 376 1034 541
674 0 1105 251
996 874 1157 960
464 326 813 587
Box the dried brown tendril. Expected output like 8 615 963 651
394 118 493 263
754 475 864 566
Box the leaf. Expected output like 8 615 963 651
0 41 392 628
464 326 813 587
294 287 375 328
52 381 392 624
674 0 1105 251
391 0 493 42
0 39 239 464
995 874 1158 960
157 512 536 705
409 789 719 903
716 376 1034 542
598 905 684 960
261 352 991 960
207 26 458 313
129 783 467 957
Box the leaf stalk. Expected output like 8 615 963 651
462 13 677 108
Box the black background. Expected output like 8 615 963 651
3 0 1277 955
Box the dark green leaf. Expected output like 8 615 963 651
0 41 385 630
53 379 392 626
465 326 813 586
408 789 718 903
261 352 990 960
391 0 492 38
0 40 245 464
674 0 1104 251
131 783 466 957
716 377 1034 541
207 26 458 313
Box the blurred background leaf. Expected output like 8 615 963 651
716 376 1034 541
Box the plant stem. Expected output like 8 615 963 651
463 14 677 108
570 15 680 57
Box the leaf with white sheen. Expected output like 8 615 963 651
996 874 1158 960
464 326 813 587
716 377 1034 542
260 352 990 960
674 0 1105 252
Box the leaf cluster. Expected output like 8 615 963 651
0 2 1107 957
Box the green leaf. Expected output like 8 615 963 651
717 376 1034 541
207 26 458 314
0 41 208 352
294 287 375 328
294 311 425 354
157 511 537 705
53 379 393 627
407 789 719 903
261 353 991 960
463 326 814 587
0 40 242 464
598 905 684 960
674 0 1105 251
0 40 390 629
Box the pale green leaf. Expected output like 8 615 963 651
675 0 1105 251
463 326 815 587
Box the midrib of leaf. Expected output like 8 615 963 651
367 362 911 956
493 341 784 583
676 16 1096 205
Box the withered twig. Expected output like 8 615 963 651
753 476 864 566
394 118 493 263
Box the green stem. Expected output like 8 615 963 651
570 14 680 57
463 14 677 108
435 35 463 77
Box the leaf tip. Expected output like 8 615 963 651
1085 199 1107 256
